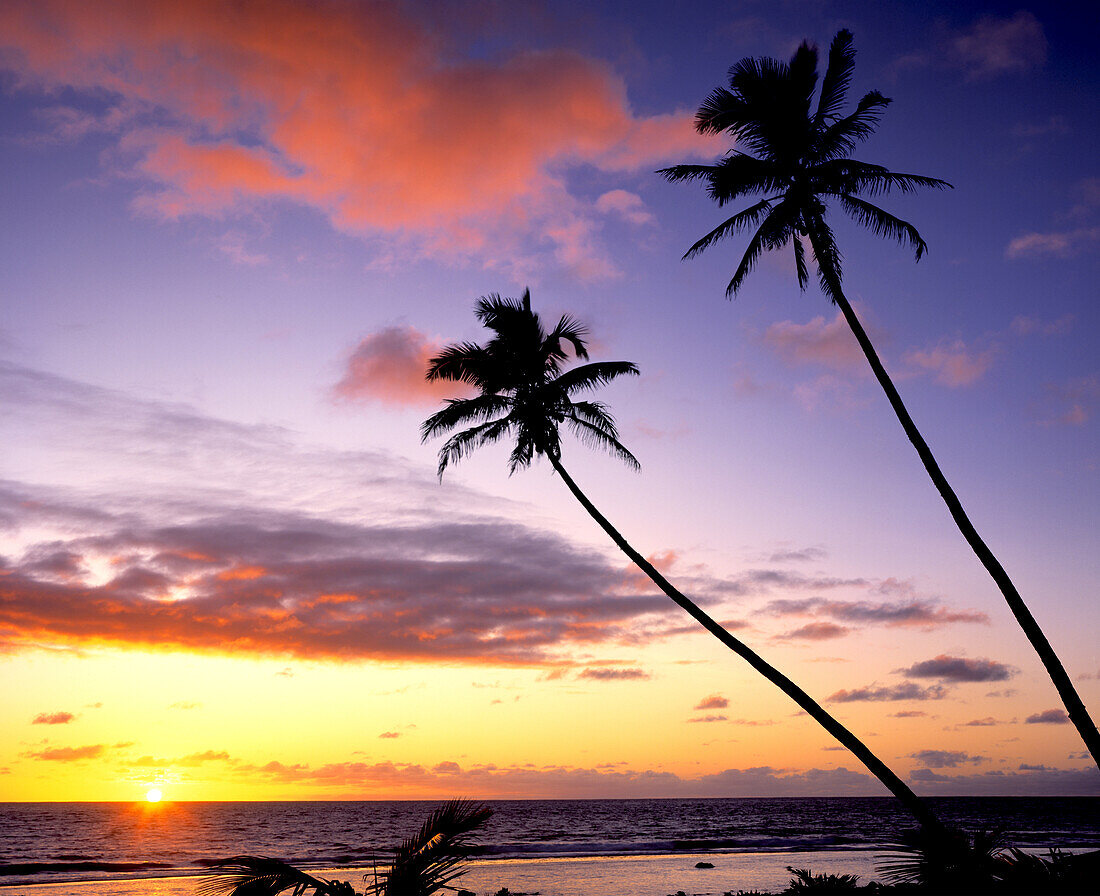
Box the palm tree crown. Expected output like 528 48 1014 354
421 288 639 476
659 28 950 299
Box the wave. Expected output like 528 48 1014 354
0 860 172 876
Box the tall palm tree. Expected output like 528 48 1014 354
422 288 945 835
659 29 1100 770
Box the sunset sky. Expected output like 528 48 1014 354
2 0 1098 802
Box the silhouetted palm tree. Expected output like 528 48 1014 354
659 29 1100 769
199 800 492 896
422 289 945 834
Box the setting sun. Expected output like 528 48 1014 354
145 788 162 803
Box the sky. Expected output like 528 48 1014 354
1 0 1098 802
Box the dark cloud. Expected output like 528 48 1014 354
910 750 987 769
907 766 1099 796
0 489 690 666
889 711 929 719
763 597 986 630
694 694 729 711
32 711 76 725
962 717 1000 727
1026 709 1069 725
828 682 948 703
898 655 1014 683
578 667 651 681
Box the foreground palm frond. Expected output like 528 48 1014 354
366 799 492 896
876 827 1007 892
197 856 356 896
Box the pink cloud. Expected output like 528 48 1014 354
1006 226 1100 259
24 744 105 761
32 711 76 725
1033 374 1100 425
694 694 729 711
595 189 654 225
944 11 1047 80
904 338 996 387
0 0 715 276
778 621 849 641
333 326 472 408
762 313 864 372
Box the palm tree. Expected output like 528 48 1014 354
658 29 1100 770
199 800 492 896
422 288 945 835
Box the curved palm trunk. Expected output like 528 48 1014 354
804 226 1100 770
547 454 946 835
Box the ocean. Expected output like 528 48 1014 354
1 798 1098 895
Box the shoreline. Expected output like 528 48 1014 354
0 850 892 896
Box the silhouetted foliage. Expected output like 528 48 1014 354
198 800 491 896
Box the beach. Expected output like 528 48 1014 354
0 850 886 896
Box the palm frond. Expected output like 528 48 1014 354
805 207 845 302
813 90 891 160
436 418 515 477
656 162 720 182
817 159 952 196
564 415 640 470
725 199 801 296
877 827 1007 890
425 343 494 386
694 86 746 135
553 361 640 396
420 395 514 441
197 857 354 896
682 198 775 260
814 29 855 126
704 154 784 207
792 234 809 290
368 799 492 896
545 313 589 362
837 194 929 259
567 400 623 442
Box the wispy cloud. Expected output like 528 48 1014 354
828 682 948 703
694 694 729 711
897 12 1047 81
762 596 987 631
1032 375 1100 426
903 338 996 387
910 749 987 769
579 667 651 681
762 313 864 372
1006 226 1100 260
1026 709 1069 725
897 655 1015 683
24 744 106 761
777 621 849 641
